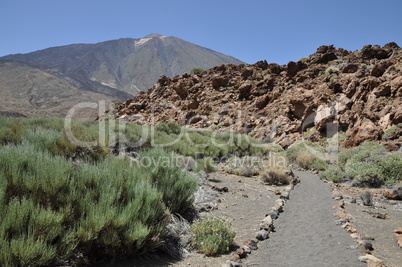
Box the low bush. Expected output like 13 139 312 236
0 144 198 266
194 157 216 173
295 150 328 170
191 217 235 256
319 166 345 183
225 156 262 177
260 168 290 185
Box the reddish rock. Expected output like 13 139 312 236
383 188 402 200
99 43 402 149
255 95 269 109
212 75 229 88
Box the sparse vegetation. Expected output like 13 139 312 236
260 168 290 185
194 157 216 173
190 67 204 74
382 125 399 140
286 141 328 170
319 166 345 183
225 156 262 177
319 141 402 186
191 217 235 256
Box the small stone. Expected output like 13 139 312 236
361 191 374 206
227 262 242 267
274 190 281 195
243 238 258 250
348 245 359 250
350 198 357 203
256 229 269 240
272 204 283 213
358 254 385 266
229 253 241 263
236 248 247 259
280 191 290 200
333 210 351 221
275 199 285 207
343 223 358 234
241 245 251 254
265 212 278 219
350 233 360 239
335 219 347 226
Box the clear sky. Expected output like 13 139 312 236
1 0 402 65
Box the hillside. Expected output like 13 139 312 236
0 61 119 119
102 43 402 149
0 34 243 96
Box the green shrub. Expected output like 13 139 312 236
319 166 345 183
190 67 204 74
191 217 235 256
382 125 399 140
295 150 328 170
0 144 198 266
265 143 284 153
286 141 325 162
195 157 216 173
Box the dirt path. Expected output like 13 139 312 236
245 171 364 267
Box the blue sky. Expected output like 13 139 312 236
1 0 402 64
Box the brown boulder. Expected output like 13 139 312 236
255 95 269 109
268 63 282 74
370 61 392 77
383 188 402 200
343 118 380 147
342 64 359 73
241 67 254 80
287 61 307 77
173 81 188 98
373 83 391 96
391 106 402 124
313 52 337 64
211 75 229 88
361 44 391 59
238 81 253 98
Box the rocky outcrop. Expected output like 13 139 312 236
102 43 402 149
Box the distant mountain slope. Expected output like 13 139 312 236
0 61 118 119
1 34 243 96
0 34 243 118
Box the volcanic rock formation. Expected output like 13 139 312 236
103 43 402 149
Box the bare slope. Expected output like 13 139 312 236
1 34 243 96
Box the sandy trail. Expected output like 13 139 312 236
245 171 364 267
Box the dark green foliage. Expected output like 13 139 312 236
0 143 197 266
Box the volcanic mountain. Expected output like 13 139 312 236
0 34 243 118
102 43 402 149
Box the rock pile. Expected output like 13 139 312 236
101 43 402 149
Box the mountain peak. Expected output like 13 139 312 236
144 33 163 38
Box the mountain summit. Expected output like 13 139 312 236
0 34 243 117
1 34 243 95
